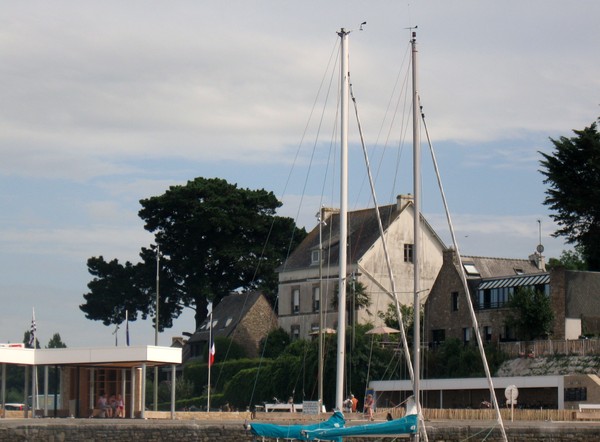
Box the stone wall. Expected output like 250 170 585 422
1 420 600 442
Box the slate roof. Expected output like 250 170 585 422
186 291 264 344
460 255 545 279
280 199 445 272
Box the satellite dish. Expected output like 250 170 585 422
537 244 545 254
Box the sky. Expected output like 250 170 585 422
0 1 598 348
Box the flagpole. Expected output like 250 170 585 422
125 310 130 346
30 308 37 417
154 245 160 412
207 307 213 412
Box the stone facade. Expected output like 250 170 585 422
278 195 446 340
425 249 546 345
186 292 278 360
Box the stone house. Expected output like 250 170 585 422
424 248 546 345
277 195 446 340
185 292 278 361
424 249 600 344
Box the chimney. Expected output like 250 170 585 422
396 194 414 211
529 252 546 272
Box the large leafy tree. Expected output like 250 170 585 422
504 287 554 341
80 177 306 331
539 118 600 270
547 245 588 271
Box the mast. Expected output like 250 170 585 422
335 27 350 411
318 207 325 413
411 30 421 439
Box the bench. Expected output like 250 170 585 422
574 404 600 420
574 411 600 420
264 403 303 412
579 404 600 412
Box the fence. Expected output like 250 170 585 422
497 338 600 358
380 407 576 421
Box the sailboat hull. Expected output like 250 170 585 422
302 413 417 440
248 410 345 440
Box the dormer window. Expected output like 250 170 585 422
463 263 480 276
311 250 321 265
514 268 524 275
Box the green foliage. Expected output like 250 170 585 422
80 177 306 330
46 333 67 348
259 327 291 358
225 325 406 410
540 118 600 270
201 336 248 364
377 303 417 342
505 287 554 340
156 377 195 404
424 339 507 378
331 280 372 316
184 358 269 396
547 245 588 271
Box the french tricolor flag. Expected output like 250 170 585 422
209 340 216 367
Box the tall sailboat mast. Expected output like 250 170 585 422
335 27 350 411
411 31 421 431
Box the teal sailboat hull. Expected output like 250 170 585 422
302 413 417 440
248 410 345 440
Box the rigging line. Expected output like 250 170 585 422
247 36 340 409
420 99 508 442
276 34 340 274
351 75 429 442
350 82 414 382
353 42 412 212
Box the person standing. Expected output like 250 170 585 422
364 394 374 421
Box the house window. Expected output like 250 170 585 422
291 325 300 341
312 286 320 312
463 327 471 344
432 329 445 346
292 288 300 314
565 387 587 401
311 250 321 265
483 326 492 342
451 292 459 312
403 244 414 263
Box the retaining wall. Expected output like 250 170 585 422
1 420 600 442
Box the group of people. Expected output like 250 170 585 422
96 393 124 418
343 393 374 420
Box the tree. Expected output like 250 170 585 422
378 302 416 338
547 245 588 271
260 328 291 359
331 280 372 317
80 177 306 330
46 333 67 349
504 287 554 341
23 330 40 349
539 118 600 270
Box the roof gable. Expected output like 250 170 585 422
279 196 445 273
187 291 264 343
